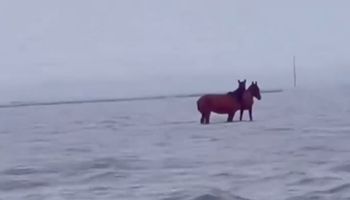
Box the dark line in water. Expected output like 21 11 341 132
0 89 283 109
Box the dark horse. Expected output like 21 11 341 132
239 81 261 121
197 81 261 124
227 79 246 103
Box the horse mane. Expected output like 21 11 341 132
227 87 245 100
227 79 246 100
227 90 238 97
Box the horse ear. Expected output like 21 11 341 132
243 79 246 83
255 81 258 85
238 80 241 83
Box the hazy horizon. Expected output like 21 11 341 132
1 0 350 102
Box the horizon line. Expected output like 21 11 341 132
0 89 283 109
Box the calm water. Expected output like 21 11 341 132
1 89 350 200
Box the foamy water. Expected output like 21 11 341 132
0 89 350 200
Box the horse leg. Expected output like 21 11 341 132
200 113 205 124
249 108 253 121
239 109 244 121
227 112 234 122
204 112 211 124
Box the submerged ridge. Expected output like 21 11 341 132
0 89 282 109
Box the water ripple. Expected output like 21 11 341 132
0 179 50 191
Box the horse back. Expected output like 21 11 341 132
197 94 240 114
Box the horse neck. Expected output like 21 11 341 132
245 86 255 99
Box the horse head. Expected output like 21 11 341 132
248 81 261 100
237 79 246 90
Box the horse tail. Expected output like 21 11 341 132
197 98 202 112
197 96 210 113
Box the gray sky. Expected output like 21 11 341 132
1 0 350 102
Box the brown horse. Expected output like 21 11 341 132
196 80 245 124
196 81 261 124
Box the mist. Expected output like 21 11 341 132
1 0 350 102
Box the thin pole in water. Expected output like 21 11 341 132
293 56 297 87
